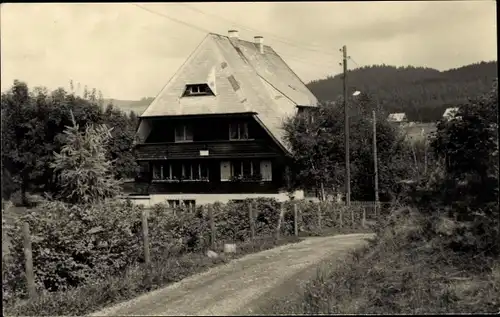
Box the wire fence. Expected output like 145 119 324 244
10 198 393 301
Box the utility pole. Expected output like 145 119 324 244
341 45 351 207
373 109 380 217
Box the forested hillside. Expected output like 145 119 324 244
306 61 497 122
106 62 496 123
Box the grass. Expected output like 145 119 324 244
261 208 500 315
2 198 374 316
3 235 301 316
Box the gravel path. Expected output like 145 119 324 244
89 233 374 316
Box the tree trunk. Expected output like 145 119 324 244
21 181 28 207
320 182 326 201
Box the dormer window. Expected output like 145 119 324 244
183 84 214 97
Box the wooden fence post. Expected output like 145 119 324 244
339 204 344 228
141 209 151 266
248 202 255 241
22 222 36 300
276 203 285 240
293 203 298 237
208 205 216 250
317 203 322 231
351 205 355 228
362 206 367 228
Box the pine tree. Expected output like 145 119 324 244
50 111 122 205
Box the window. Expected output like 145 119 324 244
183 200 196 210
221 160 266 182
175 125 193 142
229 122 249 140
152 162 209 182
182 84 214 97
297 106 316 124
167 200 180 208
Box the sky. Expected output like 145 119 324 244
1 1 497 100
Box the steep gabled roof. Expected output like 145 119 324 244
140 32 318 153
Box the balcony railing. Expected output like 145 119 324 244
135 139 281 160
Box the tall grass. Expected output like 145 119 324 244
263 207 500 314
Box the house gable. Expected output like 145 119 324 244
139 32 318 154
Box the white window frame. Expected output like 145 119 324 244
175 125 193 143
229 122 249 140
222 160 265 182
183 84 213 97
152 162 209 182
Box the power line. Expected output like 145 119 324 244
131 3 341 71
281 53 340 69
348 56 361 68
131 3 211 34
176 3 340 56
131 3 343 75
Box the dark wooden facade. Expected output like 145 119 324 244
132 114 289 195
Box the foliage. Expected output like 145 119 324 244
307 62 498 122
3 237 300 317
2 199 144 300
430 79 498 209
103 104 139 180
284 95 415 201
409 79 500 255
50 114 122 205
2 197 368 306
1 81 139 203
263 206 500 315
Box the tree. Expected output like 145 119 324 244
50 111 122 205
103 104 139 180
284 95 414 202
430 79 498 211
1 81 138 204
307 62 497 122
1 81 50 204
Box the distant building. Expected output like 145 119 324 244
442 107 460 121
387 112 408 124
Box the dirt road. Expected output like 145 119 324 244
90 233 374 316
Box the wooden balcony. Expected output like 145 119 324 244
135 140 282 160
123 180 282 195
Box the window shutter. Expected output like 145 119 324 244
185 125 193 141
175 127 182 142
220 161 231 181
260 160 272 181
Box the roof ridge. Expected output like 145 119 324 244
208 32 272 48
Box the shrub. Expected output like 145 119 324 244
2 198 144 302
3 196 370 307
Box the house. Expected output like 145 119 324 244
442 107 459 121
130 30 318 207
387 112 408 124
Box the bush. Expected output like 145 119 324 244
264 204 499 315
3 199 144 302
2 196 369 307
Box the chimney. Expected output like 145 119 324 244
228 29 239 39
254 36 264 54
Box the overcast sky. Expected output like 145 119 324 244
1 1 497 100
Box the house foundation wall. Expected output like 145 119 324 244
125 190 305 208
